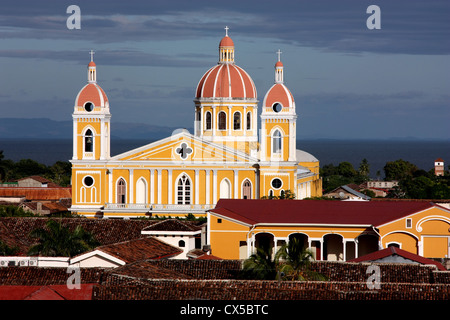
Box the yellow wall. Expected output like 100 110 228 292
378 207 450 257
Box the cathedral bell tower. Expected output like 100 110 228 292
72 51 111 161
260 50 297 163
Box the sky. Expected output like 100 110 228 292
0 0 449 140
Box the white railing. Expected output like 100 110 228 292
104 203 214 212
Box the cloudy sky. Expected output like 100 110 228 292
1 0 449 140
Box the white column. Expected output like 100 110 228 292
168 169 172 205
228 105 232 135
213 106 216 137
149 169 154 204
195 169 200 204
157 169 162 204
108 170 113 204
320 239 324 261
206 170 210 204
213 170 217 204
343 239 347 261
289 120 295 161
260 121 266 161
234 170 239 199
100 119 105 160
129 169 134 204
72 118 78 160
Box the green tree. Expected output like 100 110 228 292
0 239 20 256
275 237 327 281
241 238 327 281
337 161 357 178
49 161 72 186
358 158 370 181
384 159 418 181
28 219 99 257
241 245 277 280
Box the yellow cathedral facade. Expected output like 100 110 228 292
70 29 322 219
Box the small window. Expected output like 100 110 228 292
272 103 282 113
84 102 94 112
406 218 412 228
217 218 222 224
233 112 241 130
272 130 282 154
178 240 185 248
84 129 93 152
271 178 282 189
205 111 212 130
246 111 251 130
83 176 94 187
218 111 227 130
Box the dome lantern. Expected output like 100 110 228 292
88 50 97 83
219 26 235 64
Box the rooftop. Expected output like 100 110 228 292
210 199 437 227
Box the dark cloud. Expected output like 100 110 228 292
0 49 206 67
1 0 449 54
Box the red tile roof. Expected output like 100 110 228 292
210 199 436 227
348 246 446 271
0 187 72 201
94 237 183 263
142 219 203 232
0 284 94 300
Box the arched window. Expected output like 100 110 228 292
246 111 251 130
233 112 241 130
177 174 191 205
205 111 212 130
117 178 126 204
242 179 252 199
272 129 282 154
178 240 185 248
220 179 231 199
84 129 93 152
218 111 227 130
136 178 147 204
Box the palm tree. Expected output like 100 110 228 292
241 244 277 280
275 237 327 281
241 238 327 281
28 219 99 257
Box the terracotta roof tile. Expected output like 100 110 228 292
142 219 203 232
348 247 446 271
0 187 72 201
95 237 182 263
0 217 159 255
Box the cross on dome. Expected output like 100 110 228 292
225 26 229 37
277 49 282 62
89 50 95 62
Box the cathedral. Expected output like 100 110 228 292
70 29 322 218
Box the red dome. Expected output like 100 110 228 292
195 64 257 99
219 36 234 47
263 83 294 110
75 83 108 107
275 60 283 67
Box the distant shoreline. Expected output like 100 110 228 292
1 138 448 179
